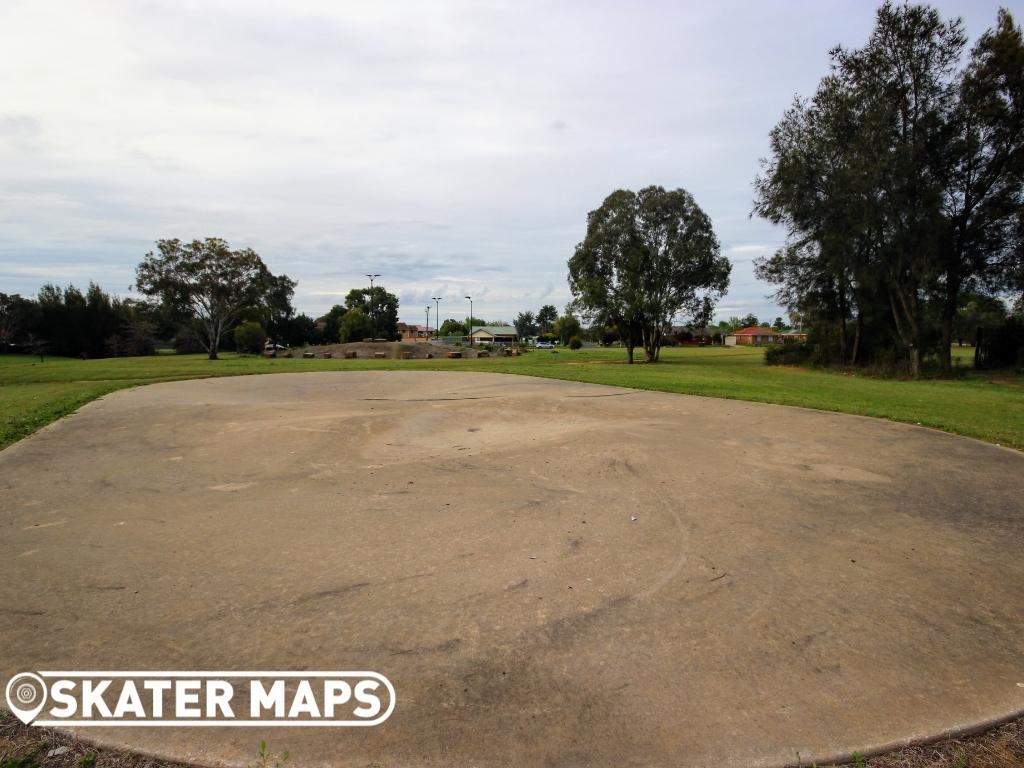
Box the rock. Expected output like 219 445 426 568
262 349 276 358
283 351 293 358
425 353 433 359
374 352 387 359
447 351 462 359
302 351 315 359
344 351 357 359
322 352 332 359
477 351 490 357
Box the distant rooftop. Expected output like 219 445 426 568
732 325 778 335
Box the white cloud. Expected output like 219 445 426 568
0 0 1001 324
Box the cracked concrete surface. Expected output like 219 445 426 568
1 371 1022 767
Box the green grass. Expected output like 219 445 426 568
1 346 1021 451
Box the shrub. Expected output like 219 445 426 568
569 336 583 350
233 321 267 354
764 342 812 366
976 318 1024 370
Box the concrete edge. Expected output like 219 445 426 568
2 707 1022 768
783 707 1024 768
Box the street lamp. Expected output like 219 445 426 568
365 273 380 339
425 305 430 341
432 297 443 340
465 296 473 345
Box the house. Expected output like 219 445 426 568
396 323 432 342
468 326 519 345
724 325 783 346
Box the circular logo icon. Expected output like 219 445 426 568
5 672 48 724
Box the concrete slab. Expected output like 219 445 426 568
1 371 1022 767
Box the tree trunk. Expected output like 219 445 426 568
910 346 921 378
207 317 221 360
837 283 848 366
851 311 863 366
626 345 635 364
938 279 958 376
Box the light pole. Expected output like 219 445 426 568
425 306 430 341
365 273 380 339
465 295 473 345
432 297 442 340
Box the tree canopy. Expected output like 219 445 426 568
754 3 1024 375
568 185 730 363
135 238 290 359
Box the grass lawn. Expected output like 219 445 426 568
1 345 1021 451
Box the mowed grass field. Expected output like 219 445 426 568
1 345 1021 451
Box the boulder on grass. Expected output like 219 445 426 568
447 351 462 359
302 351 315 359
477 351 490 358
322 352 332 359
344 350 357 359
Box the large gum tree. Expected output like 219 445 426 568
136 238 284 360
568 185 730 363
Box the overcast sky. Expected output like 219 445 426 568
0 0 1012 326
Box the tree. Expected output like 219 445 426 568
568 186 730 363
438 318 467 337
275 313 315 348
339 308 374 343
261 273 298 345
344 286 400 340
754 4 1023 376
740 313 760 328
0 293 35 351
315 305 350 344
954 292 1008 346
513 311 537 340
536 305 558 334
135 238 284 360
772 316 786 331
234 320 267 353
552 314 582 346
936 9 1024 372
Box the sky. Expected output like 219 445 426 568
0 0 1015 327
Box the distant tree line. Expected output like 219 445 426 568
314 286 401 343
1 238 312 359
754 3 1024 376
0 284 162 359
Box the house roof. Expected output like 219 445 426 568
733 325 777 335
470 326 518 336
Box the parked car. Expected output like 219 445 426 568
536 341 555 349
